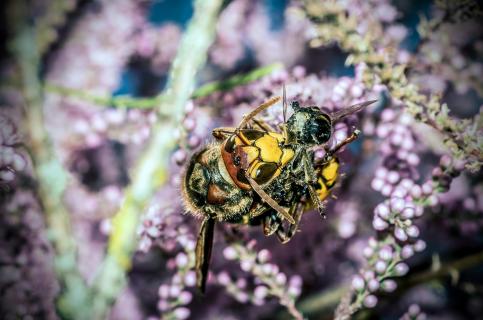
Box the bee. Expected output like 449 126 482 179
182 86 375 292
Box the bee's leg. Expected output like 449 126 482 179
212 127 236 140
195 217 215 294
262 212 280 236
245 175 295 224
237 96 281 130
323 129 361 161
276 203 304 243
278 203 303 242
248 202 270 219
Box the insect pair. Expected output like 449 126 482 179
182 86 375 292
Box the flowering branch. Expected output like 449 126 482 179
289 249 483 319
43 63 282 109
222 241 304 320
89 0 224 318
300 0 482 172
8 3 91 319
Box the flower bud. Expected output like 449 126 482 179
179 291 193 304
254 286 269 299
174 307 191 319
363 295 378 308
351 275 365 290
375 203 391 220
217 271 231 286
223 246 238 260
401 207 415 219
373 217 389 230
381 279 397 292
378 246 393 261
257 249 271 263
406 225 420 238
375 260 387 273
394 263 409 276
367 279 380 292
390 197 405 213
241 260 254 272
414 240 426 252
401 245 414 259
394 227 408 241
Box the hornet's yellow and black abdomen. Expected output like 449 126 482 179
315 157 340 201
221 129 295 190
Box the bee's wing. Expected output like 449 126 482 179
331 100 377 122
195 217 215 294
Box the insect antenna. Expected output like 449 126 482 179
283 84 288 123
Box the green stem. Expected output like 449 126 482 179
44 63 282 109
407 250 483 286
191 63 283 98
89 0 224 318
293 250 483 319
9 4 91 320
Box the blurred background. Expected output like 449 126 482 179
0 0 482 319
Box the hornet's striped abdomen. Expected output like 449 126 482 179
315 157 340 201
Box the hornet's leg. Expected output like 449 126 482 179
301 152 326 217
248 201 270 220
322 129 361 161
276 202 304 244
195 217 215 293
262 212 281 236
246 174 295 224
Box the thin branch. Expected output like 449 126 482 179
43 63 283 109
407 250 483 286
191 63 283 98
89 0 224 318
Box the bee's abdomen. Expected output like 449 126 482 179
315 157 340 201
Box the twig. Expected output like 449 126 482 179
89 0 224 318
43 63 282 109
191 63 283 98
407 250 483 286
